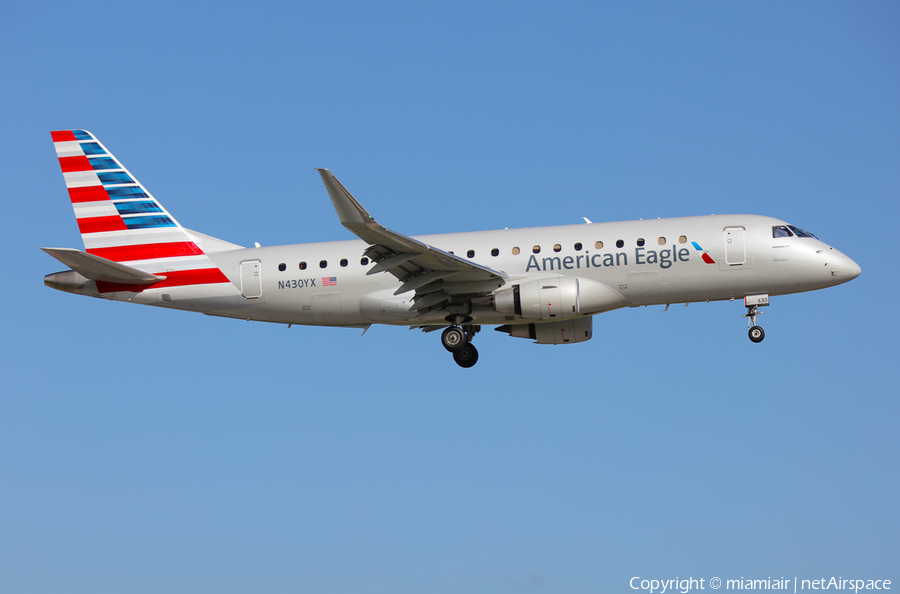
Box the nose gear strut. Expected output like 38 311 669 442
743 304 765 343
741 294 769 343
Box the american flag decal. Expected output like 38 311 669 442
323 277 337 286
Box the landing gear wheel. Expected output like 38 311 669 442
453 343 479 368
748 326 765 343
441 326 466 352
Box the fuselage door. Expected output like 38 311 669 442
240 260 262 299
724 227 746 266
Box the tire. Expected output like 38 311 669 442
453 344 479 368
748 326 765 343
441 326 466 352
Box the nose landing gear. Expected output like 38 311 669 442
742 294 769 343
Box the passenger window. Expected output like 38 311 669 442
319 260 327 268
616 239 624 248
467 250 475 258
553 244 562 252
299 261 307 270
360 257 369 266
533 245 541 254
574 242 582 251
658 237 666 245
595 241 603 249
637 238 645 247
491 248 499 257
512 247 520 255
679 235 687 244
340 258 348 267
278 263 286 272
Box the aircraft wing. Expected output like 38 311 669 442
317 169 507 314
42 247 165 284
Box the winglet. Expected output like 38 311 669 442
315 168 508 285
316 168 408 248
317 168 376 228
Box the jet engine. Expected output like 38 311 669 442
493 276 623 321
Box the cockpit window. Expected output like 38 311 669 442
773 226 793 238
787 225 817 238
773 225 818 239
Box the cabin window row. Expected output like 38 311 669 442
275 236 690 270
277 257 371 272
477 235 689 257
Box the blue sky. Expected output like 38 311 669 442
2 2 898 593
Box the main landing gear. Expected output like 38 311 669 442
441 318 481 368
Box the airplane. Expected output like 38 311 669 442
43 130 861 367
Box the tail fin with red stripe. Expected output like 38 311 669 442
46 130 234 293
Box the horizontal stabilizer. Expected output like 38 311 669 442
41 247 165 284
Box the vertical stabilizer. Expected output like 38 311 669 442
50 130 231 292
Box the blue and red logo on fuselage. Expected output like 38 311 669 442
692 242 716 264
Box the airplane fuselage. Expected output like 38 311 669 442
66 214 858 328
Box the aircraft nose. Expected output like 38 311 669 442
845 256 861 280
824 247 861 283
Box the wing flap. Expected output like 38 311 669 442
394 271 457 295
41 247 165 284
367 253 418 275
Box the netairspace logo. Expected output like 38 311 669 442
630 576 892 593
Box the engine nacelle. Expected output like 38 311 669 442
495 316 593 344
493 276 623 321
